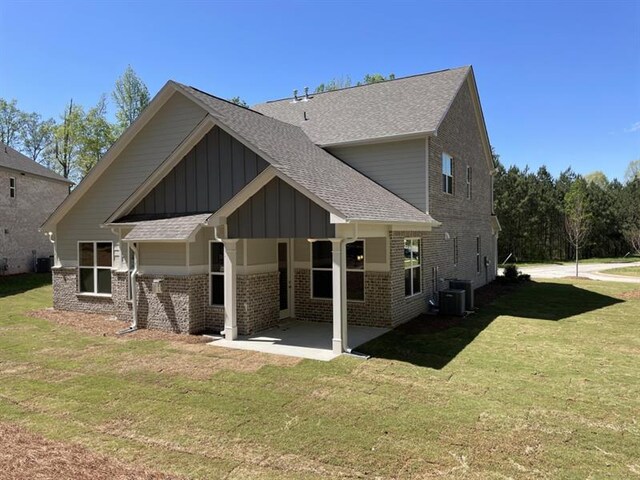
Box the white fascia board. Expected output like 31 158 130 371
104 115 216 224
41 82 181 232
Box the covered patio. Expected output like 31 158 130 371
208 319 389 361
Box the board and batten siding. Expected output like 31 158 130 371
131 126 268 217
328 138 427 211
56 93 207 263
227 177 335 239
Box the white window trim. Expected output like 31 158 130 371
9 177 15 198
77 241 113 296
209 240 225 307
442 153 454 195
466 165 472 200
404 238 422 297
310 239 366 302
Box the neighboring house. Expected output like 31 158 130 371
42 65 499 354
0 143 71 275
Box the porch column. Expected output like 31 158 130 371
223 239 239 340
331 238 348 354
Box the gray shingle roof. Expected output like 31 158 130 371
122 213 211 241
252 66 470 146
173 83 437 225
0 142 72 184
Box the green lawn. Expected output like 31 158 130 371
1 274 639 478
601 265 640 277
514 256 640 268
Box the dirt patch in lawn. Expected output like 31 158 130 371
617 289 640 300
0 422 182 480
27 308 208 344
27 309 300 377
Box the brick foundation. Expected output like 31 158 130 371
294 268 392 328
52 268 129 321
237 272 279 335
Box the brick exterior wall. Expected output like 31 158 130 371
52 267 129 319
136 274 211 334
0 168 68 275
294 268 392 328
237 272 279 335
427 79 497 291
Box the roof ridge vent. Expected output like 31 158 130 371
292 89 299 103
303 86 310 101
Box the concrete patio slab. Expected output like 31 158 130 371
207 320 389 361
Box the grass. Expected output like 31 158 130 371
601 265 640 277
506 256 640 268
1 274 639 478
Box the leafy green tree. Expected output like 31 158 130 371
229 96 249 107
0 98 25 147
315 76 352 93
314 73 395 93
359 73 395 85
584 171 608 189
564 178 591 276
45 99 85 180
112 66 150 133
625 159 640 183
77 95 115 176
20 112 55 164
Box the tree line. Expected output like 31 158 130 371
0 66 150 182
494 154 640 263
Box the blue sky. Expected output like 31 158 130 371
1 0 638 181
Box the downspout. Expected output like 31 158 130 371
118 242 139 334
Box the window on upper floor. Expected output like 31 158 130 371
466 166 472 200
9 177 16 198
442 153 453 194
78 242 112 294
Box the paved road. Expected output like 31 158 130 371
502 261 640 283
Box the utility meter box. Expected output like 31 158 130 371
152 278 164 294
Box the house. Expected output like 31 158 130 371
41 65 499 355
1 143 71 275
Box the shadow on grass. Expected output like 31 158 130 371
358 280 623 369
0 273 52 298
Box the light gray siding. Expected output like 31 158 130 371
228 178 334 239
56 93 207 262
139 243 186 266
328 139 426 211
131 126 268 217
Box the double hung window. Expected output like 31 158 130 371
79 242 112 294
404 238 421 296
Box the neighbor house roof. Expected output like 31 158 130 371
171 83 438 225
0 142 72 184
252 66 470 146
121 213 211 242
